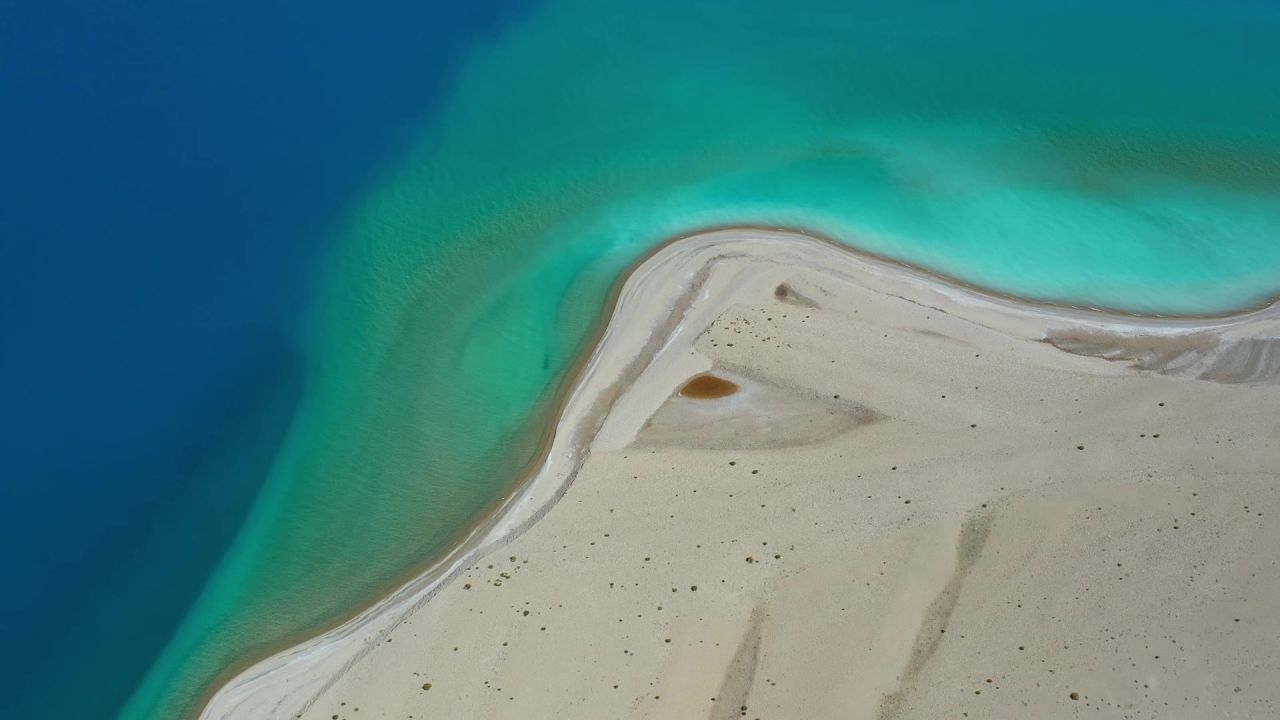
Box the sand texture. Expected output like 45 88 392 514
204 230 1280 720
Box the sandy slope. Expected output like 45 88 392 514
203 229 1280 720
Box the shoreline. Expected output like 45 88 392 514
196 227 1280 720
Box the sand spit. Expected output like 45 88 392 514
201 229 1280 720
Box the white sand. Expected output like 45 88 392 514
202 229 1280 720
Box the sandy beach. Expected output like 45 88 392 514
202 228 1280 720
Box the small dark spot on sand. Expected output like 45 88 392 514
681 374 739 399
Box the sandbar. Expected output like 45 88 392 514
201 228 1280 720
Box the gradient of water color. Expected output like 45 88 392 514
121 2 1280 717
0 3 532 719
8 1 1278 718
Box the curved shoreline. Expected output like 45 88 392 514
197 227 1280 719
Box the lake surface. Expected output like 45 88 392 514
0 2 533 718
4 2 1278 718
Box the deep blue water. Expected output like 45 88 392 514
0 2 535 717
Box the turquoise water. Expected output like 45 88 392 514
121 1 1280 717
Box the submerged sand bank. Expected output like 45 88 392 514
202 229 1280 720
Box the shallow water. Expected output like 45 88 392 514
104 1 1280 717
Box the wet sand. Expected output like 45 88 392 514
680 374 740 399
201 228 1280 720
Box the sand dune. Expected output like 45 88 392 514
202 229 1280 720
